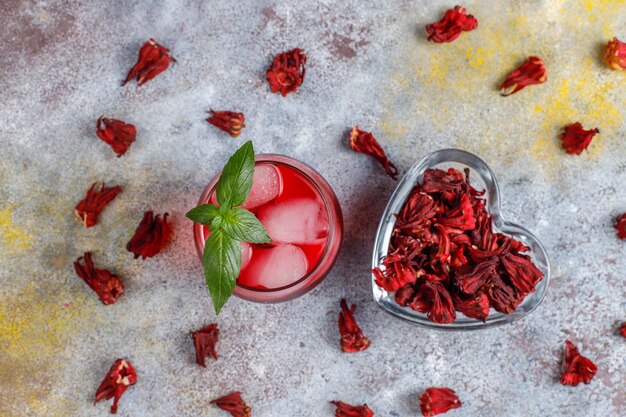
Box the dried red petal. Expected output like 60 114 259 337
338 299 371 353
207 110 246 137
619 323 626 338
372 262 416 292
614 213 626 239
560 122 599 155
75 182 122 227
95 359 137 414
560 340 597 386
74 252 124 305
96 117 137 157
501 252 543 294
211 392 251 417
191 323 219 367
425 6 478 43
126 211 172 259
500 56 547 96
395 284 416 306
331 401 375 417
396 191 437 232
437 194 475 233
421 168 465 203
455 259 498 294
416 281 456 324
605 37 626 70
486 275 522 314
266 48 306 96
419 387 462 417
452 291 490 321
349 126 398 180
123 39 174 86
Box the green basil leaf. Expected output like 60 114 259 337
222 207 272 244
215 140 255 208
186 204 220 226
202 228 241 314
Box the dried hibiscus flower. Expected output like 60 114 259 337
191 323 219 367
349 126 398 180
614 213 626 239
560 340 597 386
500 56 547 96
373 167 544 324
619 323 626 338
74 252 124 305
211 392 251 417
123 39 174 86
75 182 122 227
207 110 246 137
420 387 462 417
95 359 137 414
338 299 371 353
97 117 137 157
266 48 307 96
605 37 626 70
425 6 478 43
126 211 172 259
331 400 375 417
560 122 599 155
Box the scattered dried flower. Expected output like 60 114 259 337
95 359 137 414
96 117 137 157
123 39 174 86
338 299 371 353
560 340 597 386
614 213 626 239
191 324 219 367
331 400 375 417
500 56 547 96
75 182 122 227
560 122 599 155
619 323 626 338
425 6 478 43
349 126 398 180
420 387 462 417
374 167 544 323
126 211 172 259
266 48 307 96
74 252 124 305
605 37 626 70
211 392 251 417
207 110 246 137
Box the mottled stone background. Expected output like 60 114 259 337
1 1 625 416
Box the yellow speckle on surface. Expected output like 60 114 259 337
0 284 90 416
0 207 32 251
380 0 625 174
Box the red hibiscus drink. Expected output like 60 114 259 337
194 155 343 302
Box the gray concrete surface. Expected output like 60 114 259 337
1 1 625 416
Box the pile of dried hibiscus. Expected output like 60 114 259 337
373 167 544 324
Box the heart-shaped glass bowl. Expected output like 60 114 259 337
372 149 550 331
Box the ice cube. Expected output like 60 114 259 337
243 164 283 209
211 164 282 209
240 241 252 270
256 198 329 244
238 244 308 288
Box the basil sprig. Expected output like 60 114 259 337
186 141 271 313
